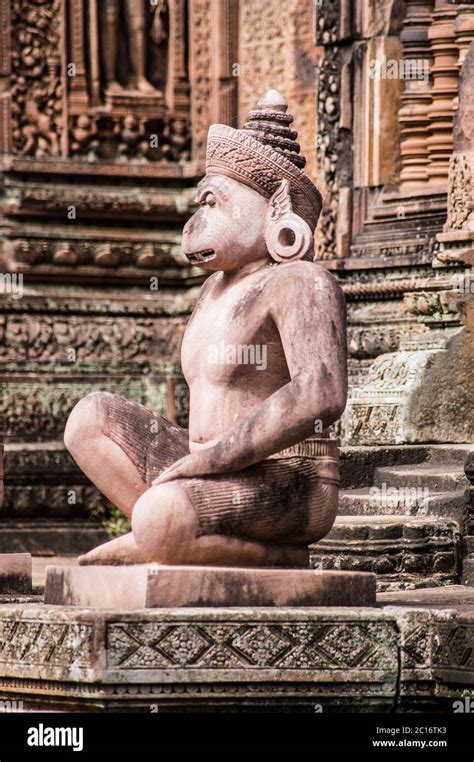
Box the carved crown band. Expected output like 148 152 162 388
206 124 322 231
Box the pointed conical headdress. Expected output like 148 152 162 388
206 90 322 231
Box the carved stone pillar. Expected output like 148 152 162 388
315 0 353 259
398 0 435 190
426 0 459 187
166 0 191 116
67 0 88 109
239 0 317 176
189 0 239 164
88 0 101 107
211 0 238 126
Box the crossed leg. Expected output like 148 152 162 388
76 482 308 567
64 392 311 567
64 392 153 564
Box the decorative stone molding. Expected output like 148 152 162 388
189 0 238 164
426 1 459 187
0 378 164 441
4 237 184 277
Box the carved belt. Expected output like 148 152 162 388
266 437 340 485
268 436 339 460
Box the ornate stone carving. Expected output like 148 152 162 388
403 289 460 319
0 379 166 441
8 1 193 165
0 314 183 366
0 621 94 667
446 152 472 229
315 0 353 259
189 0 212 160
347 322 426 359
316 0 340 46
346 326 473 444
316 47 341 260
188 0 239 163
2 484 104 517
433 622 474 673
239 0 317 176
107 620 396 671
0 605 474 710
98 0 167 97
7 238 179 272
4 182 197 221
68 113 190 162
11 0 63 157
350 239 440 260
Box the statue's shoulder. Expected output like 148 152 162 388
268 260 341 293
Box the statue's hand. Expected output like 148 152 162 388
152 451 216 486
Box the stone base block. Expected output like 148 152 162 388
44 565 377 608
0 590 473 711
0 553 32 594
0 603 398 711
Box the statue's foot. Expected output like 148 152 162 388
78 531 148 566
134 76 161 95
106 80 125 95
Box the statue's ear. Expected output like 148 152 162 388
264 180 314 263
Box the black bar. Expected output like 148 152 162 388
0 712 472 758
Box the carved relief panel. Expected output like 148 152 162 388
5 0 192 164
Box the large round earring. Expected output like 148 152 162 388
264 180 314 262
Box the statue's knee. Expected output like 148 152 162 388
64 391 112 454
132 484 197 563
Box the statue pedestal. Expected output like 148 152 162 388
44 564 376 609
105 90 165 118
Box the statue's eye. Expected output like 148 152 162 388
204 192 216 207
196 190 217 207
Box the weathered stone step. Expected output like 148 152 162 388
309 515 461 592
424 444 474 466
0 520 108 556
339 487 435 515
373 463 466 491
339 487 468 521
339 444 473 489
2 441 103 518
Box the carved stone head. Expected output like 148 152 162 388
182 90 322 272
